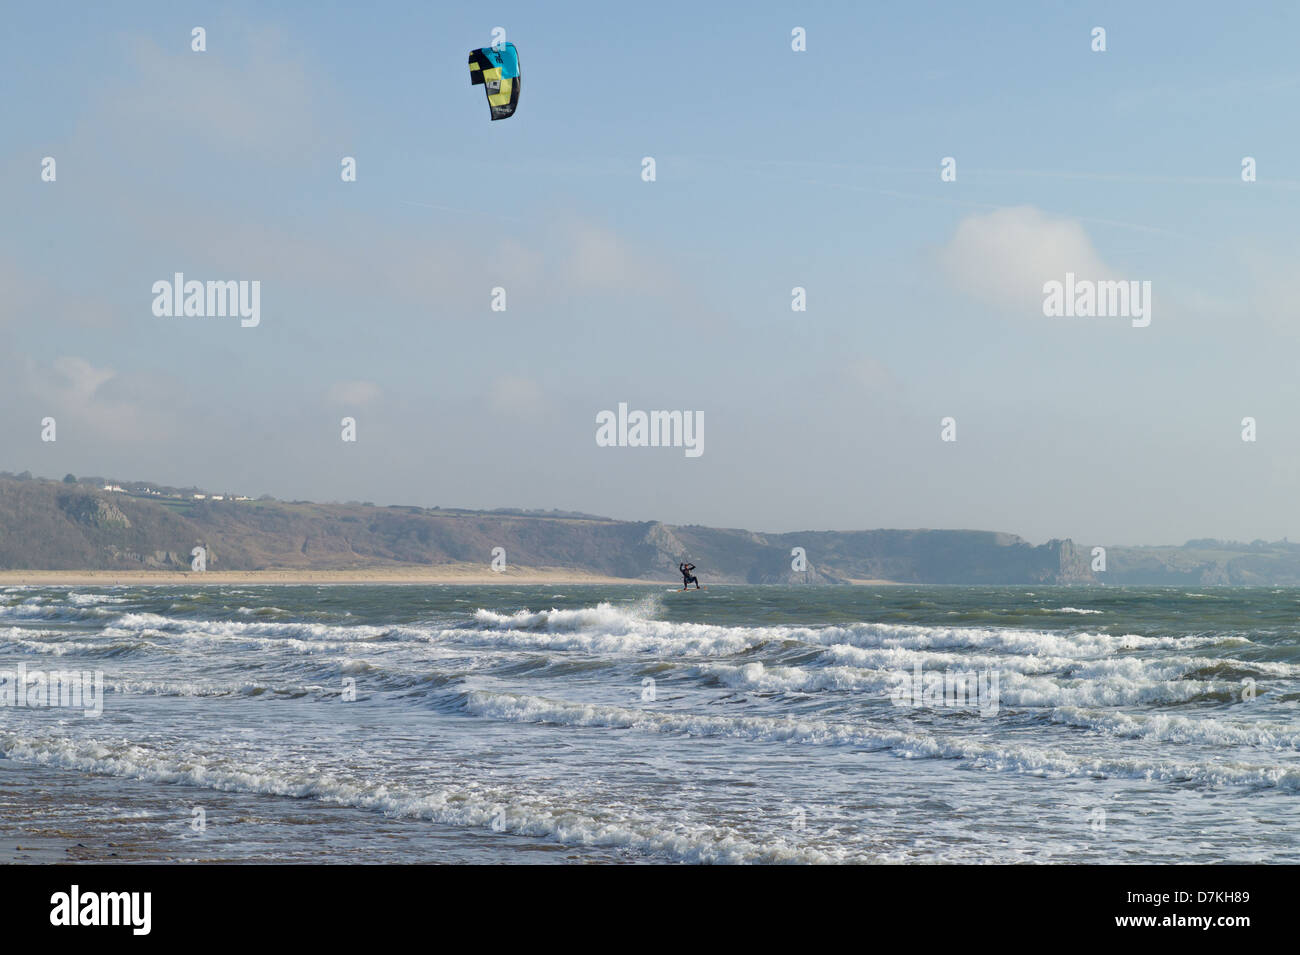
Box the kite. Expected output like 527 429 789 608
468 43 521 121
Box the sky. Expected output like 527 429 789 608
4 1 1300 546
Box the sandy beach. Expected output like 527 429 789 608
0 568 904 586
0 566 661 587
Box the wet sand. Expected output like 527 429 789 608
0 761 120 863
0 759 631 864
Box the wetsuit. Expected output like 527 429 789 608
679 563 699 589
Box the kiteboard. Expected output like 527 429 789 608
670 586 707 592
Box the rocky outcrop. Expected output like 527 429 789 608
58 493 131 529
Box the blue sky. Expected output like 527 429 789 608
4 1 1300 545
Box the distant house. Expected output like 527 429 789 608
234 495 252 501
193 494 206 500
211 495 224 501
102 484 124 493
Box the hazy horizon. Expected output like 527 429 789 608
6 2 1300 547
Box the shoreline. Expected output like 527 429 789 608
0 568 907 587
0 758 619 864
0 567 661 587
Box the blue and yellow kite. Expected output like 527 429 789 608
467 43 520 121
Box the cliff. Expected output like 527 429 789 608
1 473 1295 584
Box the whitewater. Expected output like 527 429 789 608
0 584 1295 863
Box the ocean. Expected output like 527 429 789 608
0 584 1296 864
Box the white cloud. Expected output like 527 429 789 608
24 355 177 443
0 260 116 329
1243 245 1300 331
327 380 382 406
844 356 902 396
939 206 1112 312
130 209 686 317
488 375 545 417
51 356 116 402
560 221 677 296
108 28 325 160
